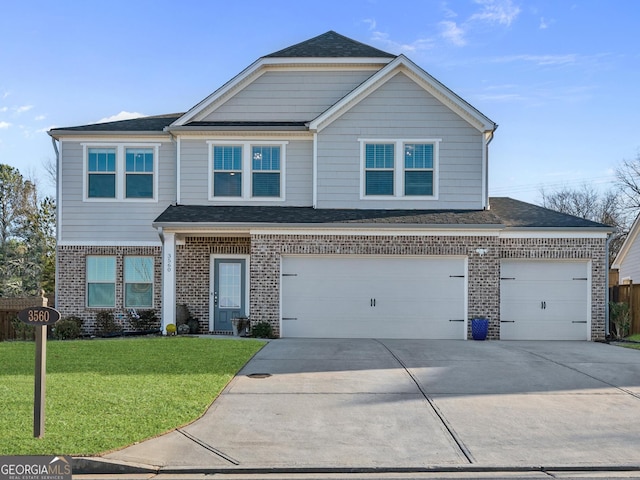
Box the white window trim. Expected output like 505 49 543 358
208 140 288 201
82 143 160 202
358 138 440 200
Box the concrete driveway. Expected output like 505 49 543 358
94 339 640 472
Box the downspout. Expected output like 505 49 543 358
483 128 496 210
605 232 612 339
312 132 318 208
51 137 60 306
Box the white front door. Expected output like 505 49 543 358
281 255 467 339
500 260 590 340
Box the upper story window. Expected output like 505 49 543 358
404 143 434 196
208 140 287 201
359 138 440 200
125 148 154 198
252 146 281 197
213 145 243 197
88 148 116 198
83 143 159 202
364 143 394 196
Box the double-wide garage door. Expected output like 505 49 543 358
281 255 467 339
500 260 590 340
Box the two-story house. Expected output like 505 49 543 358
49 31 611 341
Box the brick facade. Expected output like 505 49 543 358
56 245 162 333
57 234 607 339
176 236 250 333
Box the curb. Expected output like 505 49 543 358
72 457 640 476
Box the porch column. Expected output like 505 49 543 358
161 231 176 333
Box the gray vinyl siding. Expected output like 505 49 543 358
619 237 640 282
179 138 312 206
58 139 176 243
203 70 378 122
316 72 484 209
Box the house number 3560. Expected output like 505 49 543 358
167 253 172 273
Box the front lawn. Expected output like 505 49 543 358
0 337 264 456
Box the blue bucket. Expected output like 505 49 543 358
471 318 489 340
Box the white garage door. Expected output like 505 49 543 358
281 255 467 339
500 260 590 340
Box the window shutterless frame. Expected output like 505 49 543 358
207 140 287 201
359 138 440 200
82 143 160 202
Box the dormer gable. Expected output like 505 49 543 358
169 31 396 129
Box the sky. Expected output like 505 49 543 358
1 0 639 203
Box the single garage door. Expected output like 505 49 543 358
500 260 590 340
281 255 467 339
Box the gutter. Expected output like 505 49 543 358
151 221 505 232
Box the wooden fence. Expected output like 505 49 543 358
0 296 49 341
609 284 640 335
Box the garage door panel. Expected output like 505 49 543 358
500 260 589 341
282 255 466 339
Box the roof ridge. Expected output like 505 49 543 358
264 30 396 59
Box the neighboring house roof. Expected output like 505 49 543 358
612 212 640 269
264 30 395 58
153 197 611 231
48 113 182 136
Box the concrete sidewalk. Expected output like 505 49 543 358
75 339 640 475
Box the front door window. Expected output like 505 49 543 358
213 259 246 332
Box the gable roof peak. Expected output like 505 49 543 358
264 30 396 59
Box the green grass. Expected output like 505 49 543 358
0 337 264 456
626 334 640 342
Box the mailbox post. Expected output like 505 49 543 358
18 306 61 438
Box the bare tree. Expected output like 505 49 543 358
615 151 640 211
539 184 627 264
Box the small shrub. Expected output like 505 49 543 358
187 317 200 334
52 316 83 340
251 321 275 339
610 301 630 339
95 310 122 336
10 316 35 341
128 309 159 332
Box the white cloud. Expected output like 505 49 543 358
539 17 549 29
470 0 521 26
15 105 34 114
363 18 376 30
0 106 7 112
0 121 12 129
370 30 435 54
439 20 467 46
96 111 144 123
35 115 46 121
492 53 578 66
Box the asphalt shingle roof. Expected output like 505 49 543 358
49 113 183 133
264 30 396 59
153 197 611 230
488 197 611 229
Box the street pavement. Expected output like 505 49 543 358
73 339 640 478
